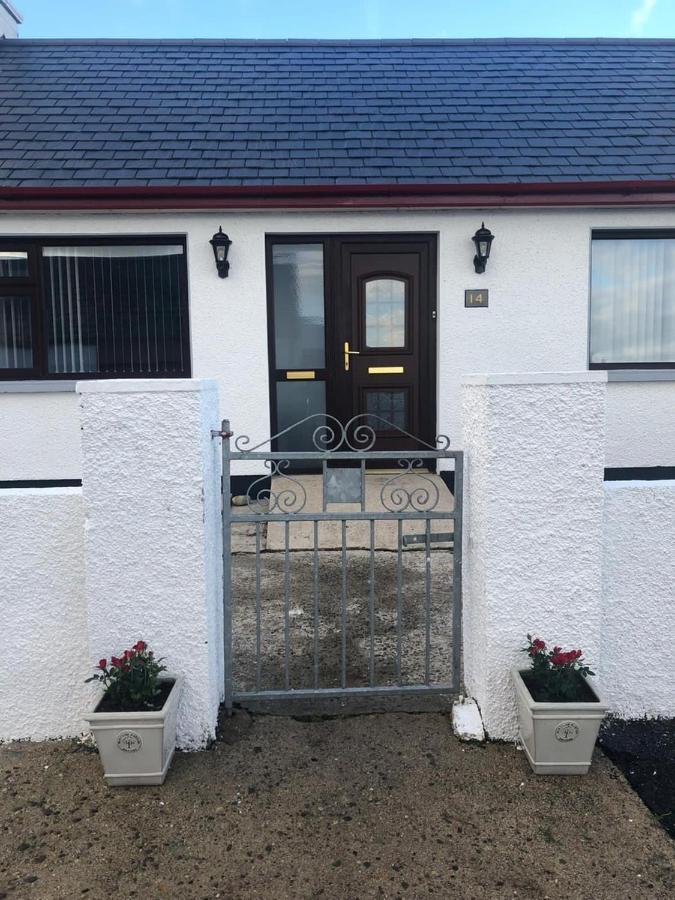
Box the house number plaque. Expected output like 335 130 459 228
117 730 143 752
465 289 488 308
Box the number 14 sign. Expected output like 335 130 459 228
465 289 489 308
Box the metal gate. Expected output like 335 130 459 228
213 414 463 711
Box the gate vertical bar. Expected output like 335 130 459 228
341 518 347 689
284 521 290 690
424 517 431 684
396 519 403 684
369 519 375 687
451 454 464 693
313 519 320 689
255 523 261 691
221 419 233 714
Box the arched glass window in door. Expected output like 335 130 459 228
364 277 406 348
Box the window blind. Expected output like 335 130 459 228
42 244 187 375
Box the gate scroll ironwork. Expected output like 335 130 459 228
213 414 463 711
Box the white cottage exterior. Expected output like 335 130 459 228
1 38 674 482
1 205 675 482
1 34 674 743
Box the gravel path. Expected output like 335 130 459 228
2 712 674 899
231 549 456 696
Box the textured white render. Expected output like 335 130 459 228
0 206 674 478
0 391 81 480
0 487 94 740
460 373 607 740
601 481 675 719
78 379 223 750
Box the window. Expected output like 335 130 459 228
590 231 675 368
0 238 190 379
269 240 327 470
364 277 406 348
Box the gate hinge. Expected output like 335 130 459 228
211 428 234 440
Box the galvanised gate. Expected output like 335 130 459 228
214 415 463 712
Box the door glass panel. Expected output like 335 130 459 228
0 251 29 278
365 389 407 432
276 380 325 469
272 244 325 368
365 278 406 348
0 295 33 368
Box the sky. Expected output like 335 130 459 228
14 0 675 40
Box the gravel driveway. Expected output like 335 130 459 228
1 712 674 899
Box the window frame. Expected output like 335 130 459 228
0 234 191 381
589 228 675 371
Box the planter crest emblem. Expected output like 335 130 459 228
554 721 580 743
116 730 143 752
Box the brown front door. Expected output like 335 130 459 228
267 233 436 463
332 237 436 452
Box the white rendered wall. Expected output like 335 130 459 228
460 373 607 740
0 207 674 479
0 487 94 740
601 481 675 719
0 391 81 480
78 379 223 750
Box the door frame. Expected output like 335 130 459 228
265 232 438 456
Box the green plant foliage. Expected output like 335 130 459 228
522 634 595 703
86 641 167 711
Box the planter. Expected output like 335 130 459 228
512 667 607 775
84 675 183 786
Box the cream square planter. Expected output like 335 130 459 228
85 675 183 786
512 668 607 775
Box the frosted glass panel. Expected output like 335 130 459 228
276 381 326 452
365 278 406 348
0 295 33 368
591 238 675 364
272 244 325 368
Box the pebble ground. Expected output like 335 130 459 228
1 711 674 899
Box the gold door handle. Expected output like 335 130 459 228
344 341 360 371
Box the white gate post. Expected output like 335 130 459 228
77 379 223 749
460 373 607 740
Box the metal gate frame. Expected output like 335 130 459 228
213 414 463 711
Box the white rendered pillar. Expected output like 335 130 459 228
78 379 223 749
460 373 607 740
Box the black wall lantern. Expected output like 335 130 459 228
210 226 232 278
472 222 494 274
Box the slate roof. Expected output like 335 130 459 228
1 38 675 187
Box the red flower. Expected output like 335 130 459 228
530 638 546 654
97 658 107 670
550 653 566 666
123 649 133 660
134 640 146 652
110 656 122 667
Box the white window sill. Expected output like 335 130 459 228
0 381 78 393
606 370 675 382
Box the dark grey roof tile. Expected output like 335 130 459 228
2 39 675 185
